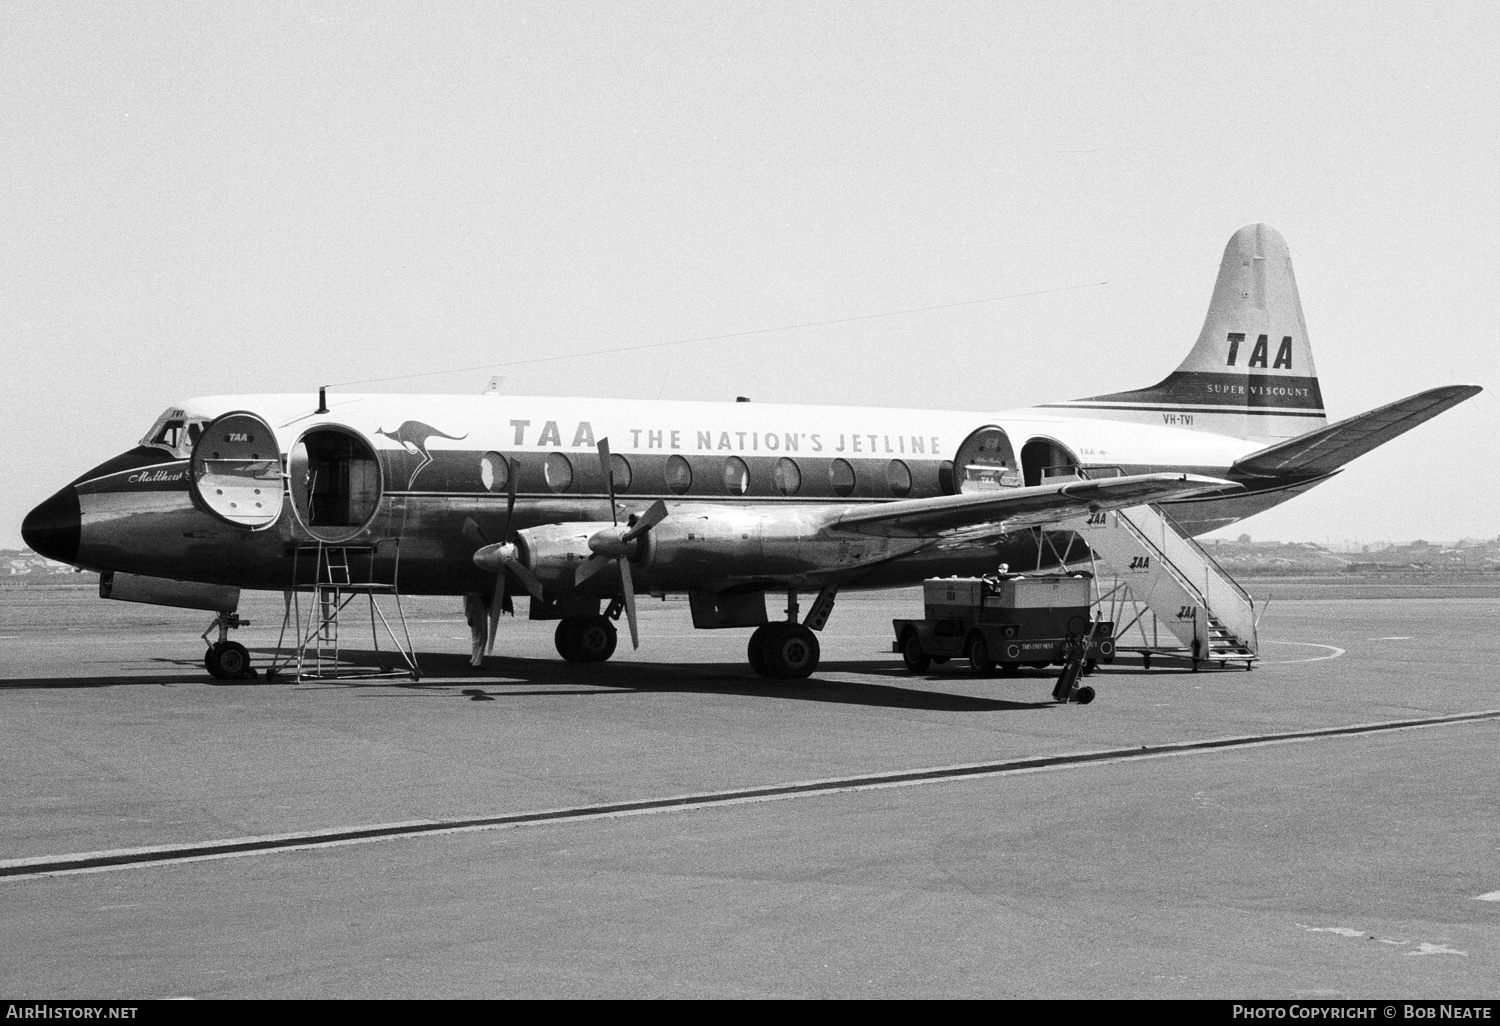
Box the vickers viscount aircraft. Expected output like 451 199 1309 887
22 225 1480 679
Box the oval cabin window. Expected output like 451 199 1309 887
544 452 573 492
480 451 509 492
773 457 801 496
721 456 749 495
665 454 693 495
829 458 856 498
886 459 912 497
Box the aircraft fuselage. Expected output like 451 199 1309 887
26 391 1301 597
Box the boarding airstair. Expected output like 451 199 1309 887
267 538 421 682
1059 497 1259 670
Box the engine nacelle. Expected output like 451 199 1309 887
638 506 822 582
513 522 614 586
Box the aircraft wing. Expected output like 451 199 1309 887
824 473 1238 539
1230 384 1482 481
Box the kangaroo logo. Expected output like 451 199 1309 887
375 421 469 489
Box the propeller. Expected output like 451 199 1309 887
573 438 667 649
465 456 543 653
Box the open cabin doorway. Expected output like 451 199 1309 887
288 426 382 541
1020 437 1081 486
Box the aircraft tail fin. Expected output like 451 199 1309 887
1051 223 1327 441
1230 384 1481 481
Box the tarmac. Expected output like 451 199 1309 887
1 582 1497 998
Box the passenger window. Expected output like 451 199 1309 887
886 459 912 497
773 457 801 496
721 456 749 495
480 451 509 492
610 454 632 492
665 454 693 495
829 458 856 497
544 452 573 492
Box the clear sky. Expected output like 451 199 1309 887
3 1 1496 549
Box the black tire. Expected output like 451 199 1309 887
574 618 618 663
764 623 820 679
900 631 931 673
967 633 994 675
205 644 226 679
747 625 771 677
206 641 250 679
1073 685 1096 705
555 618 583 661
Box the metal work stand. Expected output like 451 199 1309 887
266 539 420 682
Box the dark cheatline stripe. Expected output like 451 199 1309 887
1074 371 1325 410
4 708 1496 880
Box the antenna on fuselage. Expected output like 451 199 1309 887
316 387 328 415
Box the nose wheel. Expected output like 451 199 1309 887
205 640 255 680
201 612 257 680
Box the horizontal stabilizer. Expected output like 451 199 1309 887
828 473 1238 539
1231 385 1482 480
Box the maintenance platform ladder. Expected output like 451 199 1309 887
268 539 421 682
1061 502 1259 669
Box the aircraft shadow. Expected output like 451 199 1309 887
242 647 1057 712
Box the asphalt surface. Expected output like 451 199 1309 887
1 584 1497 998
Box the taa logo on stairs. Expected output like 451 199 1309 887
1176 605 1197 621
1128 555 1151 571
1085 511 1108 526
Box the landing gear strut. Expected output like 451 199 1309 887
555 616 618 663
202 611 256 680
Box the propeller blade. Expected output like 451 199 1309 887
574 554 608 585
507 558 545 601
499 458 519 542
619 558 639 650
462 517 489 549
622 499 668 541
486 574 504 654
597 438 618 525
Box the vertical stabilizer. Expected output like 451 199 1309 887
1052 224 1327 440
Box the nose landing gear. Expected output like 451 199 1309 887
202 612 257 680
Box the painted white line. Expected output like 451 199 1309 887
7 708 1497 881
1408 943 1467 957
1475 890 1500 901
1259 641 1346 664
1368 636 1412 641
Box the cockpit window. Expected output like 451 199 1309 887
140 408 207 459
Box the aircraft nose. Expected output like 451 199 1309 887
21 486 81 565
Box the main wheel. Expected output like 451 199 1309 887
967 633 995 675
573 617 618 663
206 641 250 679
900 631 931 673
747 625 771 677
555 618 584 661
763 623 820 679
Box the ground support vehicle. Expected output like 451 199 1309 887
892 574 1114 702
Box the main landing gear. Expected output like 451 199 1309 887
746 588 834 680
202 611 257 680
747 622 820 679
555 616 619 663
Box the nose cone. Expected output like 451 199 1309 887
22 486 81 565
